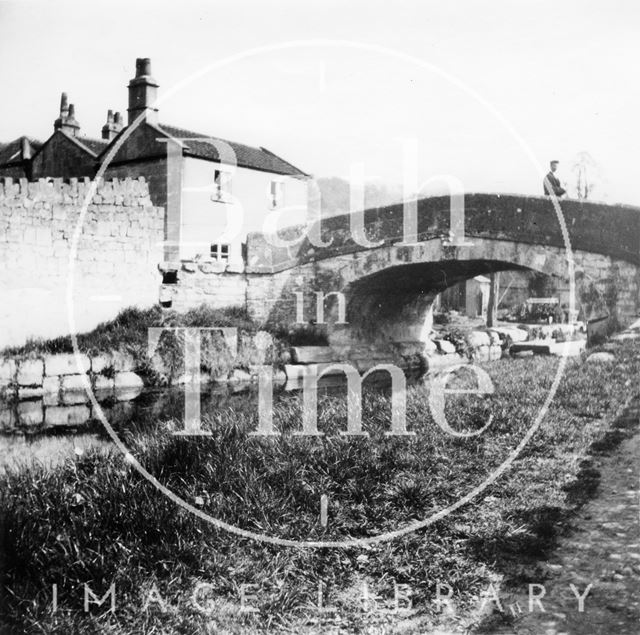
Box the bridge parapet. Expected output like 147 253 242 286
246 193 640 273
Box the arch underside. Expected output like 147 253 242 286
251 236 638 346
338 259 533 346
308 237 630 348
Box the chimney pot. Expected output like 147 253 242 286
102 109 124 140
135 57 152 77
60 92 69 116
127 57 159 126
21 137 31 160
54 93 79 135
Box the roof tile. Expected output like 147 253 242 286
158 124 308 177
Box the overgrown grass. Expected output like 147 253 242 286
1 304 258 358
1 340 639 633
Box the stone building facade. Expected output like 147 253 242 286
0 58 311 274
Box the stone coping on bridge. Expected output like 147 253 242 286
245 193 640 273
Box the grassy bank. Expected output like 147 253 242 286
1 305 257 359
1 340 639 633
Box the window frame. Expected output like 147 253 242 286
210 243 230 262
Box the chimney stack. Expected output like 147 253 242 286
101 109 124 140
59 92 69 118
20 137 32 160
54 92 80 136
127 57 159 126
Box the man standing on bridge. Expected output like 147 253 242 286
543 160 567 197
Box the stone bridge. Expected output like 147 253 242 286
172 193 640 351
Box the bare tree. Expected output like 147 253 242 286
571 151 603 200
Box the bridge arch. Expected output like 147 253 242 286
315 237 568 347
237 194 639 345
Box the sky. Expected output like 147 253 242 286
0 0 639 204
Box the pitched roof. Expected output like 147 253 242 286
58 132 108 157
158 123 309 177
75 136 109 155
0 136 43 166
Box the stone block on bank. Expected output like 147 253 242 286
91 354 112 374
489 344 503 361
61 374 89 392
486 330 502 346
466 331 491 348
17 400 43 426
0 359 16 386
60 374 90 405
423 340 438 354
44 353 91 376
42 376 60 406
18 386 44 400
94 375 115 396
17 359 44 386
114 372 144 402
114 371 144 388
492 327 528 343
471 345 490 363
586 351 616 364
45 405 90 427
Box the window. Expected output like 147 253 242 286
210 243 230 262
270 180 284 208
212 169 231 202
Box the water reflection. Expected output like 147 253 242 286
0 369 423 473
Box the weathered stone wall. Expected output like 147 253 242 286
0 177 164 349
165 263 247 312
105 158 169 210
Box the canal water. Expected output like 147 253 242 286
0 371 415 474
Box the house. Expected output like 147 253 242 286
0 136 43 179
0 93 113 180
31 93 111 179
0 57 311 269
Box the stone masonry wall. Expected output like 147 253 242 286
0 176 164 349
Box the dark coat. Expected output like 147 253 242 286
543 171 566 196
